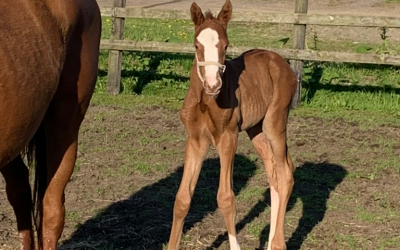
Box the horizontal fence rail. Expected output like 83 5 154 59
100 40 400 65
100 0 400 96
99 8 400 65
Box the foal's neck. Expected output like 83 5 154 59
190 62 239 110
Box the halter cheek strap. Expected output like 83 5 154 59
195 53 226 83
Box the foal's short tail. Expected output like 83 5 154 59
26 123 47 250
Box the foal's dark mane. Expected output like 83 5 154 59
204 10 215 20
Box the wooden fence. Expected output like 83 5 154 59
100 0 400 104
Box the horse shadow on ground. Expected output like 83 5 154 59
209 161 347 250
59 156 347 250
59 155 256 250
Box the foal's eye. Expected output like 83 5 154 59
194 45 198 50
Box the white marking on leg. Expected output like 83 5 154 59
197 28 220 88
268 186 279 250
228 234 241 250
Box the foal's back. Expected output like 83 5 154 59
226 49 297 131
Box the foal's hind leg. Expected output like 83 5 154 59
1 156 34 250
247 111 294 250
262 107 294 250
247 124 277 248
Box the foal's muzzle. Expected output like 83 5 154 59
195 54 226 96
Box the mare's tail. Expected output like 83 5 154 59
26 123 47 250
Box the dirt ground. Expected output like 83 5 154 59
1 102 400 249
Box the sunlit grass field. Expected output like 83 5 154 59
98 17 400 116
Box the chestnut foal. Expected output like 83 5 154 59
167 0 297 249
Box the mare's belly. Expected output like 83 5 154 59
0 1 63 167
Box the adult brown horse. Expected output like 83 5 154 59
168 0 297 250
0 0 101 249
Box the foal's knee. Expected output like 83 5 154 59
173 190 192 219
217 189 235 213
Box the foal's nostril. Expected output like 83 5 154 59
205 76 218 88
204 77 221 95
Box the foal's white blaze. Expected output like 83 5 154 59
197 28 220 88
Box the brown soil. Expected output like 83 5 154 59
1 102 399 249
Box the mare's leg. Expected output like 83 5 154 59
0 156 34 250
40 119 80 249
261 107 294 250
215 130 240 250
168 136 210 250
41 73 97 248
40 10 100 248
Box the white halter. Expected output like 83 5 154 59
195 53 226 83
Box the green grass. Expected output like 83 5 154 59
96 50 400 113
236 186 265 202
102 18 400 55
65 211 81 222
301 61 400 113
98 17 400 114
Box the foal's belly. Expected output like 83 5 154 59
240 103 267 130
238 83 271 131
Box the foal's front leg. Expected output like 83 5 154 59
168 136 210 250
215 131 240 250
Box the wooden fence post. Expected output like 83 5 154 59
290 0 308 107
107 0 126 95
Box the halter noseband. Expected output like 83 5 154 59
195 53 226 83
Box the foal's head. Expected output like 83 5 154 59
190 0 232 96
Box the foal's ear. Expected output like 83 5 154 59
217 0 232 28
190 2 205 27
